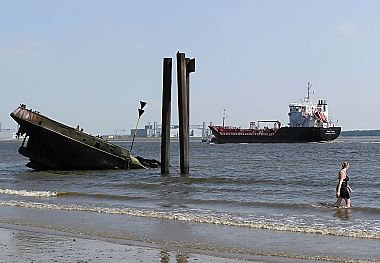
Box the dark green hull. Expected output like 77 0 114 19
209 126 341 143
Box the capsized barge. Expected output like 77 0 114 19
10 104 160 170
209 83 341 143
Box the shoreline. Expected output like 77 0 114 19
1 204 379 263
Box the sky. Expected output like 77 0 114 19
1 0 379 135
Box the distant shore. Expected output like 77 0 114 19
101 131 380 142
2 130 380 143
104 130 380 140
101 136 204 142
340 130 380 136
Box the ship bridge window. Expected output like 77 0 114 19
95 142 100 148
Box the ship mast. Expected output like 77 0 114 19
222 109 227 128
306 82 312 101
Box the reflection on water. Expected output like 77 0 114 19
335 208 352 221
160 251 170 263
176 253 189 263
160 251 189 263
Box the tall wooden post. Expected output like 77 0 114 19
161 58 172 175
177 52 195 175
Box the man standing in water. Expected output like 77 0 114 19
336 161 352 208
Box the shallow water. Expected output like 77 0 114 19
0 137 379 261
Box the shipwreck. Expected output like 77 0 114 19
10 104 160 170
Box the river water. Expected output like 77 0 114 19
0 137 379 262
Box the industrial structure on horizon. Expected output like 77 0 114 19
103 122 211 140
0 122 17 140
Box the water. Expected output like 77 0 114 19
0 137 379 262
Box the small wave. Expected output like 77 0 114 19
188 198 313 210
0 188 59 197
0 200 379 240
59 192 146 201
312 202 380 214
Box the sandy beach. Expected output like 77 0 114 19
0 225 256 263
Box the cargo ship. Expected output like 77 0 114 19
209 83 341 143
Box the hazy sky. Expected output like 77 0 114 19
1 1 379 134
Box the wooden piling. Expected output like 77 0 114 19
177 52 195 175
177 52 189 175
161 58 172 175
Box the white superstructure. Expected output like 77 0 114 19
288 82 331 128
0 122 19 140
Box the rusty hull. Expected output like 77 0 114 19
10 104 158 170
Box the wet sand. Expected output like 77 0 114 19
0 226 254 263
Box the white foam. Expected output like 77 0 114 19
0 200 379 240
0 188 59 197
